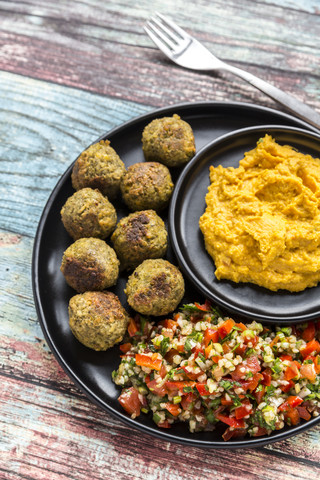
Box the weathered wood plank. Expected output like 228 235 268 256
0 71 149 238
1 374 320 480
0 0 319 110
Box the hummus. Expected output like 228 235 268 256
199 134 320 292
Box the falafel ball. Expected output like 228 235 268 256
120 162 174 211
71 140 126 199
60 237 119 292
142 114 196 167
61 187 117 240
125 259 185 316
68 291 129 351
111 210 167 270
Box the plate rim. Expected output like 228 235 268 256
32 101 320 448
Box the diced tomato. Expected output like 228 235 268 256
297 406 311 421
146 379 167 397
222 427 247 441
261 367 272 386
118 387 141 416
181 366 202 380
164 402 181 416
302 322 316 342
157 420 171 428
181 392 197 410
280 380 294 393
135 353 162 371
204 328 219 347
284 361 301 381
218 318 235 339
300 339 320 358
164 348 180 363
234 344 247 356
253 427 269 437
192 346 205 358
215 413 245 428
279 354 293 361
285 407 300 426
159 319 178 331
165 381 196 395
195 383 211 396
300 363 317 383
279 395 303 411
128 317 139 337
232 355 261 381
253 385 265 404
119 343 132 354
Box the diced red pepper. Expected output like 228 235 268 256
128 317 139 337
135 353 162 371
118 387 141 416
215 413 245 428
164 402 181 416
300 339 320 358
235 322 247 332
314 355 320 374
165 381 196 395
195 383 211 396
159 319 178 331
253 385 265 404
235 399 252 419
261 367 272 386
284 361 301 381
157 420 171 428
302 322 316 342
279 396 303 412
204 328 219 347
280 380 294 393
194 300 211 312
279 354 293 361
284 407 300 426
218 318 235 339
221 395 234 406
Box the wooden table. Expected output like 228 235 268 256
1 1 320 478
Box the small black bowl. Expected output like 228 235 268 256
169 125 320 324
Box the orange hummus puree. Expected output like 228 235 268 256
199 134 320 291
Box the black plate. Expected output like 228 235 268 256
169 125 320 324
32 101 320 448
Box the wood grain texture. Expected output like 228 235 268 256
0 0 319 111
1 0 320 478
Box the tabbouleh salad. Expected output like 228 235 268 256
112 301 320 441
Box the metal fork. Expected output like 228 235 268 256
144 13 320 130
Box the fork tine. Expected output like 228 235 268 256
144 25 174 57
155 12 191 40
150 15 182 44
145 21 176 51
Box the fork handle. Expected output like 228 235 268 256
221 63 320 131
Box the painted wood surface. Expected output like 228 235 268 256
1 1 320 479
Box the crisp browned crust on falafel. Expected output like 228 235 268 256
125 258 185 316
61 187 117 240
111 210 167 270
68 291 129 351
60 237 119 292
120 162 174 211
72 140 126 199
142 114 196 167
